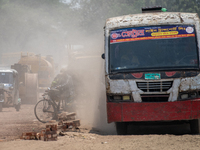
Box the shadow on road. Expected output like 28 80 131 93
127 123 191 135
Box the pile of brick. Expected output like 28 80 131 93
40 124 58 141
20 123 58 141
20 112 80 141
20 132 39 140
58 112 80 132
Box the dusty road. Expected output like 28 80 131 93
1 105 200 150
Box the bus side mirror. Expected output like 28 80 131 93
101 53 105 59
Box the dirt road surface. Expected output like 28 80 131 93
1 105 200 150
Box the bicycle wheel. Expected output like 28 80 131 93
34 99 56 123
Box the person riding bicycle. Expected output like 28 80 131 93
51 68 74 100
51 68 66 88
34 68 74 123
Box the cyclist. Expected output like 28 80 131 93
50 68 74 110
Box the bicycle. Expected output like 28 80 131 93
34 86 69 123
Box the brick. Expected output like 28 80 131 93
45 130 57 135
58 112 76 121
66 112 76 117
63 121 73 125
30 136 36 140
52 134 57 138
40 134 47 141
41 129 46 134
58 125 62 129
63 121 74 128
46 124 57 131
21 132 38 140
22 132 37 136
64 112 76 121
73 120 81 127
36 133 40 140
47 134 52 139
24 136 30 140
46 128 51 132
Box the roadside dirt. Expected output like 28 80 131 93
0 104 200 150
0 105 44 141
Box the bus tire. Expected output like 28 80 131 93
190 119 200 134
115 122 128 135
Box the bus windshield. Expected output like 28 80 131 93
0 72 13 84
109 25 198 72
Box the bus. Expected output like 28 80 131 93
102 6 200 135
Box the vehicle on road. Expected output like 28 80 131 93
11 53 55 104
102 6 200 134
0 69 20 112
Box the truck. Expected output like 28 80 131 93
102 6 200 134
17 53 54 87
11 53 55 104
11 63 38 104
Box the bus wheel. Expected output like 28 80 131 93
0 103 2 112
115 122 128 135
190 119 200 134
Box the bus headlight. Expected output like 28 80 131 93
180 94 188 99
109 95 132 101
123 96 130 100
113 96 121 100
179 92 199 100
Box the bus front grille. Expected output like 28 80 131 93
137 81 173 92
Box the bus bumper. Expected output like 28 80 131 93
107 99 200 123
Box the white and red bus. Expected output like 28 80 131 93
102 7 200 134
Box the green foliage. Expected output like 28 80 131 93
73 0 200 36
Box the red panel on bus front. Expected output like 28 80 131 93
107 99 200 123
107 103 122 122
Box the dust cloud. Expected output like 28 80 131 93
66 37 116 134
0 0 116 134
